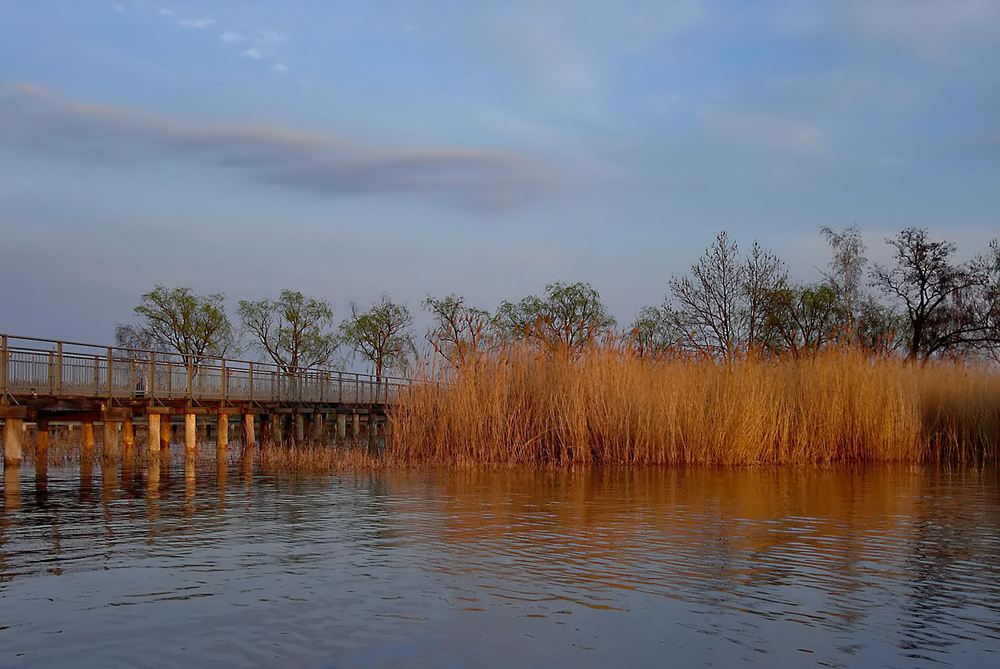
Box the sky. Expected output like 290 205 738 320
2 0 999 349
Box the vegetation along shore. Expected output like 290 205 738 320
54 226 1000 467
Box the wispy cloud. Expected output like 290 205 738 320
179 18 214 29
0 85 551 210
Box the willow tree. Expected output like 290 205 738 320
132 285 234 365
495 281 616 354
339 294 416 378
238 290 339 372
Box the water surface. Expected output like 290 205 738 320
2 461 999 667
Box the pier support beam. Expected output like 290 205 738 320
36 420 49 465
217 412 229 455
352 413 360 439
80 421 94 459
123 418 135 450
271 415 283 446
243 413 256 453
185 413 197 453
160 417 171 452
103 421 121 461
295 414 305 445
147 413 161 455
311 413 324 442
3 417 25 466
337 413 347 440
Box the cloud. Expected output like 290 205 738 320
702 110 826 154
179 18 214 29
241 47 263 60
219 31 243 44
0 85 551 210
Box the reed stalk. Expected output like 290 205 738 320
390 345 1000 466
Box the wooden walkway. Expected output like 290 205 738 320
1 334 409 465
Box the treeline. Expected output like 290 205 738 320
118 226 1000 374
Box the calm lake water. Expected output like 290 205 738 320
1 460 998 668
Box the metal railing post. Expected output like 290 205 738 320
148 351 156 399
221 359 227 401
55 342 63 394
106 347 113 397
1 335 8 400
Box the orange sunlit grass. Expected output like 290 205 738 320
390 345 1000 466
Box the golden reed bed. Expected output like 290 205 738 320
389 347 1000 466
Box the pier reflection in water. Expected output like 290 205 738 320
1 462 999 668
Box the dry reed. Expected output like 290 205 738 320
390 346 1000 466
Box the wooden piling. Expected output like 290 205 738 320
147 413 161 454
103 421 121 461
185 413 197 453
3 417 24 466
217 412 229 455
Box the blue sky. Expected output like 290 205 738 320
2 0 999 346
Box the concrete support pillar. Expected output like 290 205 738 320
217 412 229 455
82 421 95 451
103 421 121 461
243 413 256 452
4 418 24 466
185 413 197 453
147 413 161 455
294 414 305 444
311 413 324 442
160 417 171 452
272 415 283 446
352 413 360 438
260 415 271 446
36 420 50 465
337 413 347 440
123 418 135 450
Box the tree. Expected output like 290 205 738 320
495 281 616 353
132 285 234 364
668 231 786 362
238 290 339 372
339 294 416 377
423 294 495 366
762 282 840 357
819 226 867 334
871 228 989 361
628 304 681 358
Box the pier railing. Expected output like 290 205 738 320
0 334 408 405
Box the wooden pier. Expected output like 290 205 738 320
1 334 408 465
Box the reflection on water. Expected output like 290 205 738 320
1 462 999 668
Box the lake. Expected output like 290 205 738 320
2 460 999 667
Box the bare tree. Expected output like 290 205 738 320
820 226 867 334
871 228 990 360
669 231 785 363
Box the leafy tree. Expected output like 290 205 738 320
132 285 234 364
628 304 681 358
871 228 990 360
762 283 840 357
495 281 616 353
423 294 494 366
339 294 415 377
238 290 339 372
668 231 785 362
